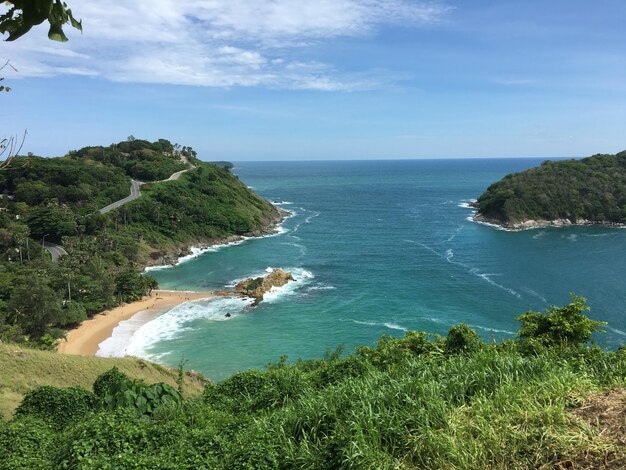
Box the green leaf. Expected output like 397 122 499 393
48 23 68 42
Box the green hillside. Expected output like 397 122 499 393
0 138 281 347
0 343 207 420
475 150 626 228
1 298 625 468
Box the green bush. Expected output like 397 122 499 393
93 367 130 398
0 417 55 469
516 295 606 349
100 378 183 416
445 324 483 354
14 386 97 429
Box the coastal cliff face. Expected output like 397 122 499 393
474 150 626 230
144 207 289 268
234 269 294 305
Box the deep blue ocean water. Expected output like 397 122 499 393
107 159 626 381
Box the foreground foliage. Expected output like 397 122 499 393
2 299 625 469
476 150 626 224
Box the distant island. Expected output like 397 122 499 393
473 149 626 230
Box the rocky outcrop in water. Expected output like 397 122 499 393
234 269 294 305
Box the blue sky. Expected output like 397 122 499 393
1 0 625 160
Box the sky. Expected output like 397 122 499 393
1 0 625 160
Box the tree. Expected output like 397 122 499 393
516 295 606 348
8 275 62 339
1 1 81 42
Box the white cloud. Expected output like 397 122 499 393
0 0 450 89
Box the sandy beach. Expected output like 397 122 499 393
58 290 213 356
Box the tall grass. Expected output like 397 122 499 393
2 322 626 468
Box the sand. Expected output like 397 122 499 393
58 290 213 356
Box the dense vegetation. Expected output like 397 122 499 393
0 342 206 419
0 138 280 346
1 298 625 468
476 150 626 226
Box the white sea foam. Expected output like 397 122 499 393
467 216 513 231
307 284 336 291
123 297 255 359
607 327 626 337
271 201 294 205
116 267 315 360
348 319 408 332
417 241 521 299
470 269 521 299
383 322 408 332
262 268 315 303
470 324 515 335
96 309 156 358
457 199 477 209
521 287 548 304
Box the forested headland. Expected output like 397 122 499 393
475 150 626 229
0 138 281 347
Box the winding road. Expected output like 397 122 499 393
42 241 68 262
43 161 194 261
99 179 142 214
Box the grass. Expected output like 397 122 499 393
0 343 206 419
2 301 626 468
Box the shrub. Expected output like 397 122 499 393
93 366 130 398
15 386 97 428
445 324 483 354
516 295 606 349
0 417 55 469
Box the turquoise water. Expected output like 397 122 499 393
123 159 626 381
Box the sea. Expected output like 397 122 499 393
97 159 626 381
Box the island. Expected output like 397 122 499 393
473 149 626 230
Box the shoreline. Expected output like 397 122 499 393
58 290 213 356
471 212 626 231
58 206 292 357
144 207 292 270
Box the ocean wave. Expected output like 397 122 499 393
470 324 515 335
307 284 336 292
262 268 315 303
466 216 513 231
521 287 548 304
123 297 255 359
108 267 315 360
348 319 408 332
607 326 626 337
96 310 157 358
271 200 294 205
457 199 477 209
383 322 408 332
470 269 521 299
416 241 521 299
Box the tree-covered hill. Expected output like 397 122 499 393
475 150 626 229
2 298 626 469
0 138 281 346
